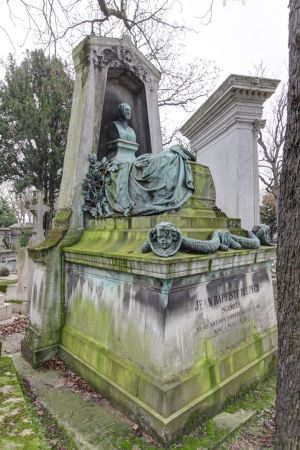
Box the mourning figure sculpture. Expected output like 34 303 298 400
83 102 195 218
141 222 274 257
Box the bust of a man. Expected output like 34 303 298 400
106 102 137 143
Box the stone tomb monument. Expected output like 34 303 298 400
180 74 280 230
22 36 277 443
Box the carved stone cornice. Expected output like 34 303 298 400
73 35 160 83
181 74 280 139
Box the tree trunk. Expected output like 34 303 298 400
275 1 300 449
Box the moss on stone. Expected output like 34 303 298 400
54 208 72 229
28 208 72 260
32 228 64 249
0 357 49 449
0 278 17 286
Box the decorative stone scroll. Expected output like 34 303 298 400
93 44 152 85
141 222 274 257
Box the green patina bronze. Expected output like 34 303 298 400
82 102 195 218
141 222 273 257
82 147 195 218
106 102 137 143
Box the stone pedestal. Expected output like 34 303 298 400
0 275 17 301
106 139 139 163
61 234 276 443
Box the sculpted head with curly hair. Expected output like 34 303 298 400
149 222 182 257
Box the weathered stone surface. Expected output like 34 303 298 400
13 352 142 450
60 243 276 441
0 250 17 273
213 409 255 431
0 303 12 321
21 36 278 444
181 74 280 229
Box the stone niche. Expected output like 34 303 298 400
98 69 151 159
22 36 277 445
56 35 162 231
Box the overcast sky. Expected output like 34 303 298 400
185 0 288 81
0 0 289 126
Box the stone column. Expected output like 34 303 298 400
181 75 280 230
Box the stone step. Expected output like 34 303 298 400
0 303 12 321
87 217 241 233
6 300 29 314
64 226 252 263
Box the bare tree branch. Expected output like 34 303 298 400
257 83 287 215
3 0 219 143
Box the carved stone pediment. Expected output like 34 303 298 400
93 46 151 85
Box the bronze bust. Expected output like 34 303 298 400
106 103 136 143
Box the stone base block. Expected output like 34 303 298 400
59 331 276 443
0 295 4 306
0 303 12 321
106 139 139 163
55 251 277 443
21 341 58 367
6 284 17 301
8 301 29 314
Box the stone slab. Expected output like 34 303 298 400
213 409 255 430
0 303 12 321
5 284 17 301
